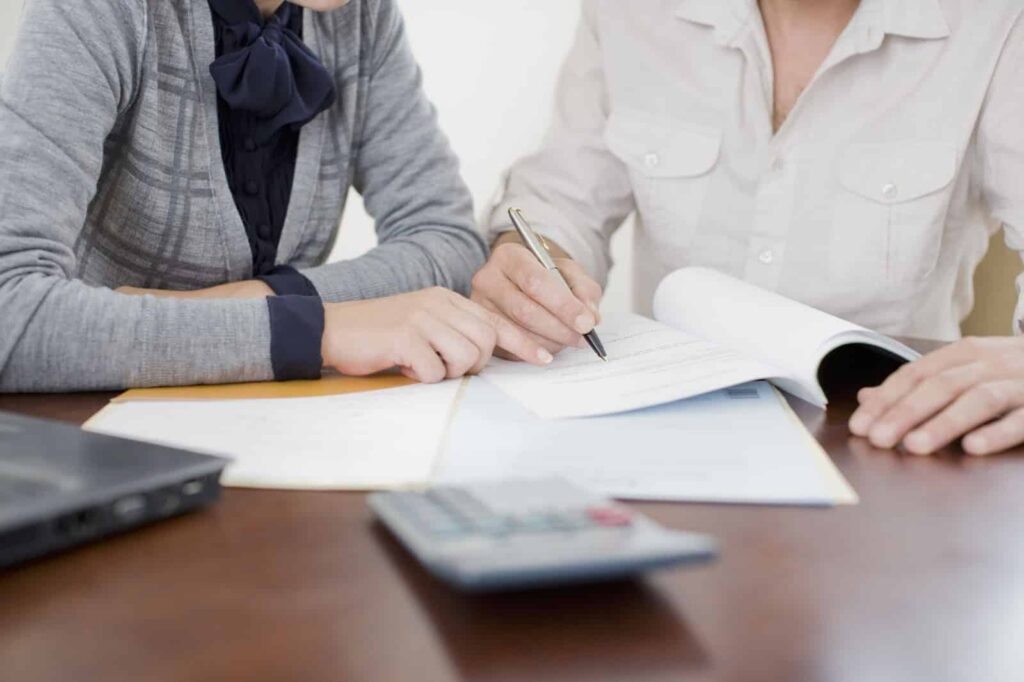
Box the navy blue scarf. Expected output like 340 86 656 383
208 0 336 143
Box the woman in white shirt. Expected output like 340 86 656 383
470 0 1024 456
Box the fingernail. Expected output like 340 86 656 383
964 435 988 456
869 424 898 449
904 431 933 455
574 314 596 334
849 411 873 436
538 349 554 365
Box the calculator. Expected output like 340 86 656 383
369 478 717 592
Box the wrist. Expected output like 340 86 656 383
321 300 363 366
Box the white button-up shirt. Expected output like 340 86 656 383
486 0 1024 340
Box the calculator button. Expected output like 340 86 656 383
472 517 515 537
420 515 470 537
516 513 550 532
427 489 490 520
547 511 594 531
586 506 633 528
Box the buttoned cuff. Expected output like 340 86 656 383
266 295 324 381
257 265 321 298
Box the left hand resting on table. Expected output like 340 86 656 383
849 336 1024 456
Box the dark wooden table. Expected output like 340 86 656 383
2 345 1023 682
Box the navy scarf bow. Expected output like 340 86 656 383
208 0 336 143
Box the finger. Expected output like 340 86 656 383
489 311 558 366
523 327 567 355
850 339 994 435
474 298 566 355
449 296 554 367
963 406 1024 456
396 331 447 384
557 259 603 321
499 248 596 334
419 316 482 379
493 283 586 349
438 302 499 374
864 362 988 449
902 380 1024 455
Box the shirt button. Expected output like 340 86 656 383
244 180 259 196
758 249 774 265
244 137 257 152
882 183 898 200
771 156 786 173
258 223 271 239
644 153 660 168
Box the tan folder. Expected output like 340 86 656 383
112 372 416 403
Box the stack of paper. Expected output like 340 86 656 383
86 371 856 506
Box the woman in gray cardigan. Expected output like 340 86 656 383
0 0 549 392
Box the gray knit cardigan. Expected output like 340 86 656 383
0 0 486 392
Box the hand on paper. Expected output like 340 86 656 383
471 235 603 357
322 288 553 383
849 336 1024 456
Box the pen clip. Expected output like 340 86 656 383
509 208 559 271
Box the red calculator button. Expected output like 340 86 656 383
586 506 633 527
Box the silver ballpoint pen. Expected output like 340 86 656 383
507 208 608 362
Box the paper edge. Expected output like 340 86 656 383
773 385 859 505
82 402 118 431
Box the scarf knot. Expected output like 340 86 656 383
208 1 336 143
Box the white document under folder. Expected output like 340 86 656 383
436 379 856 506
87 381 464 490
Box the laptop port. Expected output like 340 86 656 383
181 479 204 497
55 509 101 539
153 488 181 515
112 495 147 524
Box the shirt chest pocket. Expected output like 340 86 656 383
604 110 721 254
830 141 958 287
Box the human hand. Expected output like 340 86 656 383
471 236 603 357
321 287 552 383
116 281 274 300
849 336 1024 456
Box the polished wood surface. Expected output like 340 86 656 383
2 346 1023 682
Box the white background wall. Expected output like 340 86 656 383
0 0 633 312
0 1 17 65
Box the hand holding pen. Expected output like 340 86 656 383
469 208 608 362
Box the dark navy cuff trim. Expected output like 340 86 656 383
257 265 320 298
266 295 324 381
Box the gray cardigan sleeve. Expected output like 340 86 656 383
0 0 275 392
300 0 487 302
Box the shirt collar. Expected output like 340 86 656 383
674 0 950 44
674 0 753 46
881 0 950 39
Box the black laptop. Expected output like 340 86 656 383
0 410 227 568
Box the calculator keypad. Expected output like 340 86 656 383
395 488 633 539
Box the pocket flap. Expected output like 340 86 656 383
604 110 721 178
838 141 957 204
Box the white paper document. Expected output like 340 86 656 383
84 369 857 505
481 314 778 419
86 381 464 490
437 379 856 506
